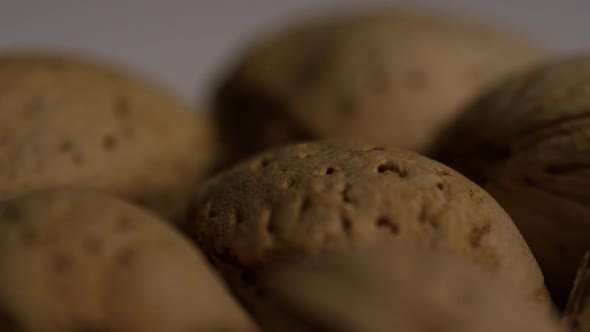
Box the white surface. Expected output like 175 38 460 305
0 0 589 105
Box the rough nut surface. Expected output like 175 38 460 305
564 251 590 332
431 56 590 306
214 10 540 164
0 188 258 332
261 245 563 332
0 53 218 221
189 141 547 318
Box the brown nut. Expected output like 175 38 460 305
431 56 590 306
188 141 548 323
0 188 258 332
0 53 218 222
214 10 541 165
261 245 563 332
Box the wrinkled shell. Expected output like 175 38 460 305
0 189 258 332
189 141 547 316
214 10 540 164
261 245 563 332
0 53 217 221
565 251 590 332
431 56 590 306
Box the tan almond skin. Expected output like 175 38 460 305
0 188 259 332
214 10 541 165
261 245 563 332
431 56 590 307
0 53 218 222
188 141 548 321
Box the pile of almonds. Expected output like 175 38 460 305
1 8 588 332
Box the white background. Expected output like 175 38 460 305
1 0 589 105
